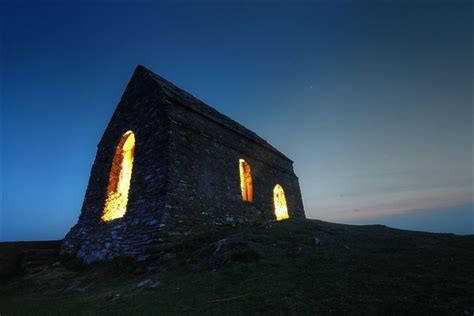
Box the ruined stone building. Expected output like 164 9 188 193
61 65 305 262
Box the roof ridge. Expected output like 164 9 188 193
134 65 293 162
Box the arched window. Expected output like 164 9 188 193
273 184 289 221
239 159 253 202
102 131 136 221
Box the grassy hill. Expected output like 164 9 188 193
1 218 473 315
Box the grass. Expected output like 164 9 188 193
1 218 473 315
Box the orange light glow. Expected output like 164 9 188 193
102 131 135 221
239 159 253 202
273 184 289 221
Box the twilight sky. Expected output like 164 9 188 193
1 0 472 241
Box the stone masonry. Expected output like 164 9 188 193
61 65 305 263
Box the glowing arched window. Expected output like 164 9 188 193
273 184 289 221
102 131 136 221
239 159 253 202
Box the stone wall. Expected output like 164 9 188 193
61 67 170 262
163 100 305 235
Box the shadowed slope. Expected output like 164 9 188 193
1 219 473 315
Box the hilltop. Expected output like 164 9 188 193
1 218 473 315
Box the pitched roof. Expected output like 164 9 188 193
136 65 293 162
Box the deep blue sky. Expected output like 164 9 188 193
1 0 472 241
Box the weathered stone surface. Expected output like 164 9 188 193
61 65 305 263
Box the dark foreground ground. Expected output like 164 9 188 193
1 219 473 315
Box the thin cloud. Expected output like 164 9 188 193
309 184 472 222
